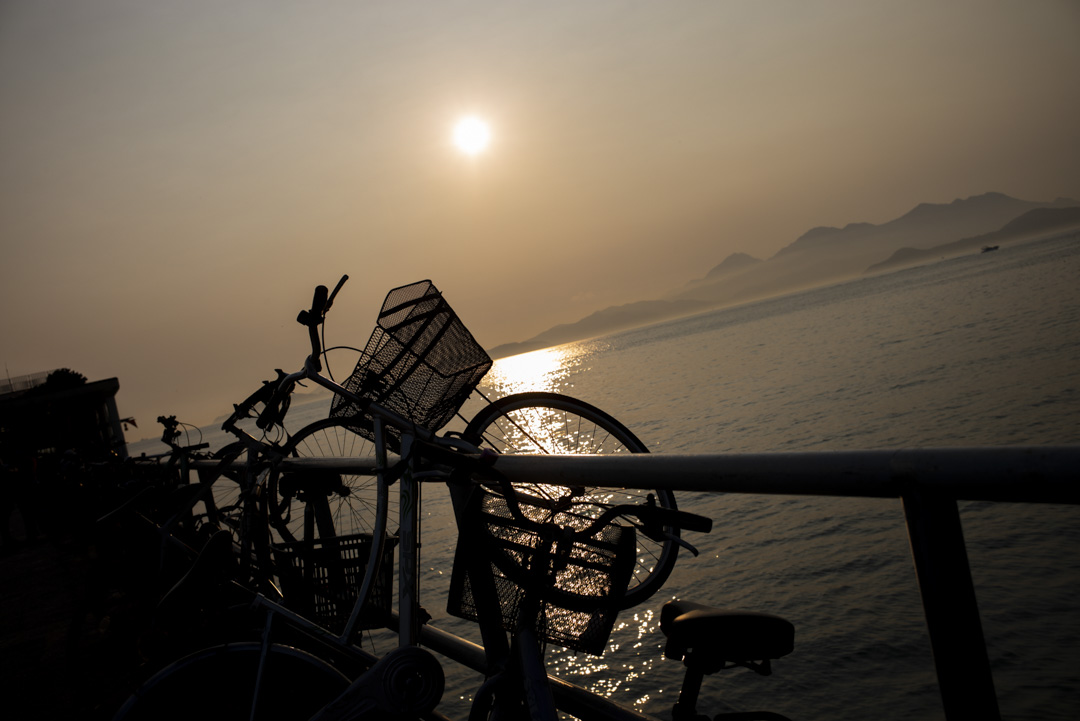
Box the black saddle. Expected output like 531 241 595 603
660 600 796 721
661 599 794 674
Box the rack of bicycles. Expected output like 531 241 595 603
98 276 1079 721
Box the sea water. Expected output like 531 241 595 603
127 230 1080 720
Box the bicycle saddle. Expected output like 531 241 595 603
660 600 794 674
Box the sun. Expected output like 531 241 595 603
453 116 491 156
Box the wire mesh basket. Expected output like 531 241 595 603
447 487 635 655
273 533 397 634
330 280 492 450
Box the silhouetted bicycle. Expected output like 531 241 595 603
113 277 793 721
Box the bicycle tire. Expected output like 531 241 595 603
192 442 273 586
195 443 246 536
112 642 350 721
264 417 393 544
463 392 679 610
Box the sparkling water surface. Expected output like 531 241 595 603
128 231 1080 720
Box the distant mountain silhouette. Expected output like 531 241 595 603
663 192 1078 311
774 192 1070 258
702 252 763 280
489 192 1079 359
487 299 707 358
866 206 1080 274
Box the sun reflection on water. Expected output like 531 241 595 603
546 607 665 708
474 345 675 711
481 346 581 397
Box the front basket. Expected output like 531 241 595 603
447 487 635 655
330 280 492 450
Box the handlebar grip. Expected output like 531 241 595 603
310 284 329 318
653 506 713 534
295 284 330 372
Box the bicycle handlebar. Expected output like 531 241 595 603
224 277 370 437
252 278 351 432
412 438 713 541
222 370 290 433
293 276 348 374
643 501 713 534
563 493 712 541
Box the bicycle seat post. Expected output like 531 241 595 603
672 660 708 721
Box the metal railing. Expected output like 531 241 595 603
274 445 1079 721
0 369 52 396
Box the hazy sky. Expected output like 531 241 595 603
2 0 1078 432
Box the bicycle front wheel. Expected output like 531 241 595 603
195 443 247 538
463 392 679 609
264 417 393 544
192 443 273 587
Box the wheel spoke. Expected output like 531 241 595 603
265 418 392 544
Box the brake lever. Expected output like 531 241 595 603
325 274 349 312
638 525 702 557
669 533 701 557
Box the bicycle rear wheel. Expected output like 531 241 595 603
463 392 679 610
113 642 350 721
264 417 393 544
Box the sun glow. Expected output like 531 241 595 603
453 116 491 156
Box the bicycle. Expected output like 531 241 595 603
210 278 685 623
97 416 222 575
112 277 787 720
83 418 271 701
128 414 279 596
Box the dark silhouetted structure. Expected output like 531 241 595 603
2 370 128 545
0 370 127 462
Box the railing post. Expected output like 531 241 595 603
901 487 1000 721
